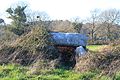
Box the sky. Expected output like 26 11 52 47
0 0 120 24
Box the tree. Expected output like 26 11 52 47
72 17 83 33
6 5 27 35
87 9 101 44
49 20 75 32
6 5 27 27
99 9 120 41
27 11 50 26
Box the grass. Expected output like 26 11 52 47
0 64 120 80
87 45 107 52
0 64 28 80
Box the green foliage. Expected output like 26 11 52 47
9 26 25 36
115 72 120 80
6 5 27 24
6 5 27 35
72 22 83 33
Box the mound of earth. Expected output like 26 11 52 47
0 26 59 67
75 45 120 76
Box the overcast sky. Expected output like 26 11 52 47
0 0 120 24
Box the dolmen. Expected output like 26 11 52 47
50 32 88 56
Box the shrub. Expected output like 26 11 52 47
10 27 25 36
